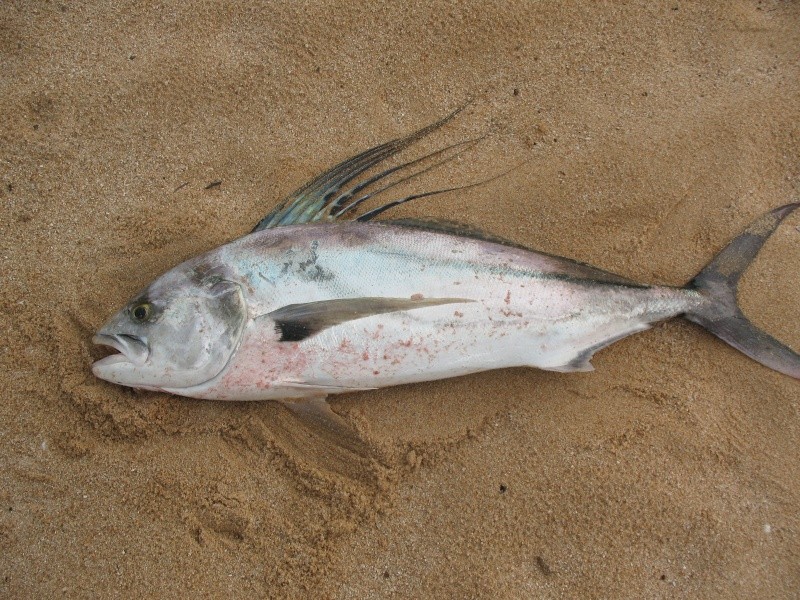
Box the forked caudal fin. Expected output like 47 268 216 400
684 203 799 379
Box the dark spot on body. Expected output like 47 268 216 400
295 240 335 281
204 180 222 190
383 570 390 579
306 265 333 281
499 484 507 493
297 246 318 271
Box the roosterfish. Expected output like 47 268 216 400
92 109 799 433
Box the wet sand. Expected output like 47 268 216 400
2 1 799 597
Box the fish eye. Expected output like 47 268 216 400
131 302 153 322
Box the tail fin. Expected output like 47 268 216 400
685 203 799 379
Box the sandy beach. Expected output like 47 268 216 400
2 1 799 597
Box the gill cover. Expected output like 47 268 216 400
93 277 247 390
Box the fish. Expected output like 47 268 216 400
92 109 799 433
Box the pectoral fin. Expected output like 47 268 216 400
268 296 472 342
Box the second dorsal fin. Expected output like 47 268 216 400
382 217 534 251
382 218 647 288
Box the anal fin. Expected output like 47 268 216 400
543 325 651 373
545 359 595 373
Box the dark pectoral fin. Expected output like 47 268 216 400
268 296 472 342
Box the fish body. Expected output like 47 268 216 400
157 222 707 400
92 111 800 407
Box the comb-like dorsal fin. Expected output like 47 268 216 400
252 106 469 231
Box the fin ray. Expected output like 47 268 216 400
252 105 467 231
355 167 514 222
329 137 481 220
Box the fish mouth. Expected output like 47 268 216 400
92 333 150 368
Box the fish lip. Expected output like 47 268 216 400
92 333 149 366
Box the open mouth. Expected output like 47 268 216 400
92 333 149 367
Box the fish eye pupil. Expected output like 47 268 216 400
132 304 150 321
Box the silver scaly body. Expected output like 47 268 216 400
171 222 705 400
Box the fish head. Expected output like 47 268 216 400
92 264 247 391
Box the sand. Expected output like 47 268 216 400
2 1 799 598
